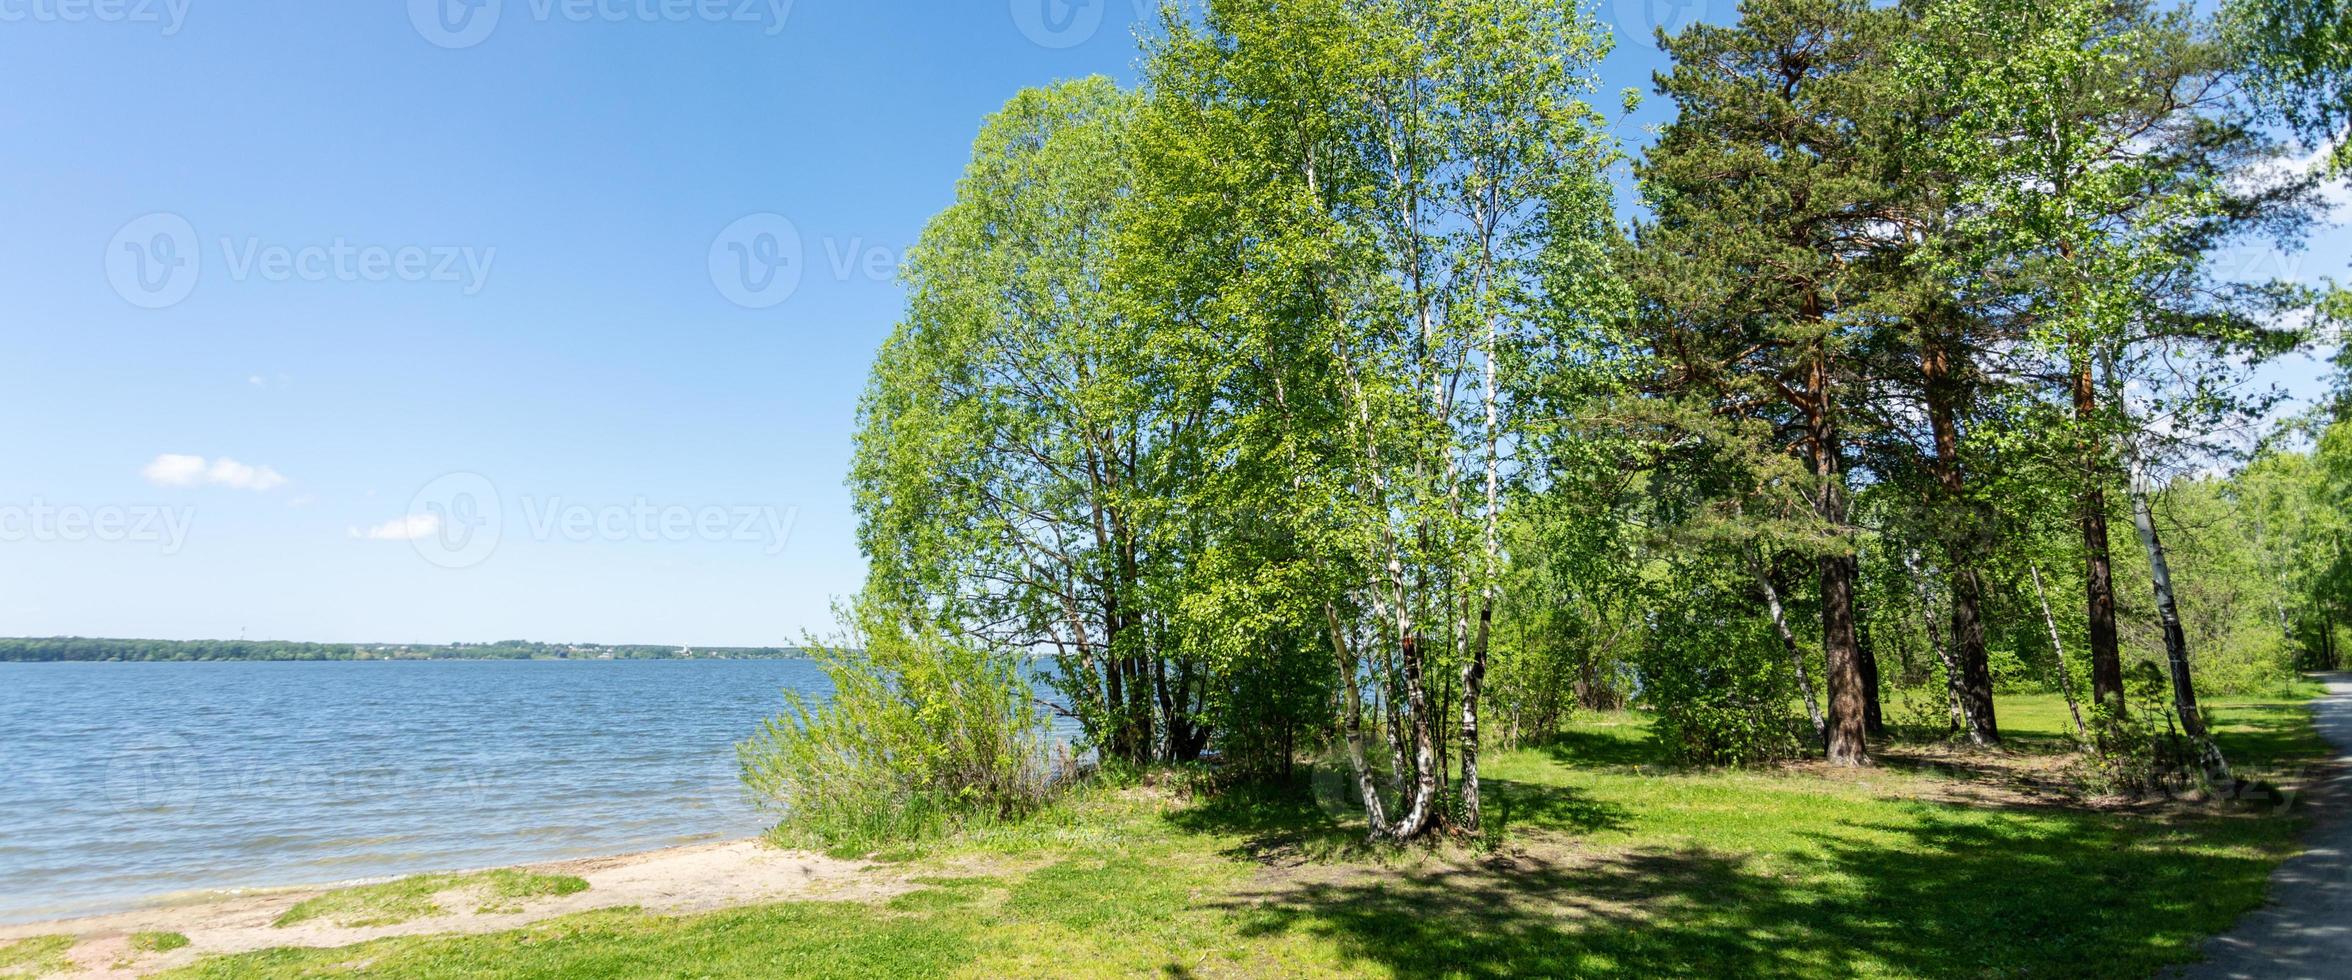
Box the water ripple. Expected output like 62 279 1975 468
0 659 837 923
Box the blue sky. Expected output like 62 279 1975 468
0 0 2340 646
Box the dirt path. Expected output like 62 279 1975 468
0 839 910 978
2176 673 2352 980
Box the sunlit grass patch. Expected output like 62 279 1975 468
272 869 589 928
0 936 75 978
127 931 190 953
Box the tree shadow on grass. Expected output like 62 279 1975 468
1483 776 1631 838
1877 720 2080 756
1784 810 2288 978
1210 845 1789 979
1876 697 2326 792
2208 703 2334 771
1161 782 1381 865
1162 776 1631 870
1530 727 1670 769
1185 792 2291 978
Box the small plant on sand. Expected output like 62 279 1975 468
126 932 190 954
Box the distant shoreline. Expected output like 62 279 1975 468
0 637 808 664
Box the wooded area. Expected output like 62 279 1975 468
752 0 2352 846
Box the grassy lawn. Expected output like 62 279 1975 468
164 688 2332 979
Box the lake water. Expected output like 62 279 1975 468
0 659 860 924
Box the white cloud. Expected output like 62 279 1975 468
141 454 209 487
351 513 439 541
142 454 290 492
206 458 287 491
248 375 265 387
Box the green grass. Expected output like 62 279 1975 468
271 869 590 928
127 932 191 954
0 936 75 978
173 688 2330 979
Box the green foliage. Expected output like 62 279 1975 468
272 870 589 928
851 76 1223 768
1126 0 1626 836
838 0 2332 841
2067 664 2236 796
738 598 1056 852
1634 567 1808 766
2225 0 2352 169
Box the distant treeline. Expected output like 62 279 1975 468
0 637 807 663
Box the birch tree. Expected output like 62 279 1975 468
1124 0 1615 838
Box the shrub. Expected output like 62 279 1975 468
739 597 1057 852
2070 663 2228 797
1635 587 1806 766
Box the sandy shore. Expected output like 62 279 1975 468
0 839 909 978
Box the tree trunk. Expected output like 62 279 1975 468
1325 605 1389 836
1461 604 1489 833
1948 567 2000 746
2081 486 2126 709
2074 353 2126 712
1922 321 1998 744
1822 546 1870 765
1101 643 1128 762
1161 654 1209 762
1126 655 1155 764
2126 449 2230 781
1757 560 1827 741
1460 317 1501 835
2029 562 2090 738
1856 600 1885 738
1807 388 1868 764
1154 653 1178 762
1388 634 1441 839
1910 557 1966 733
